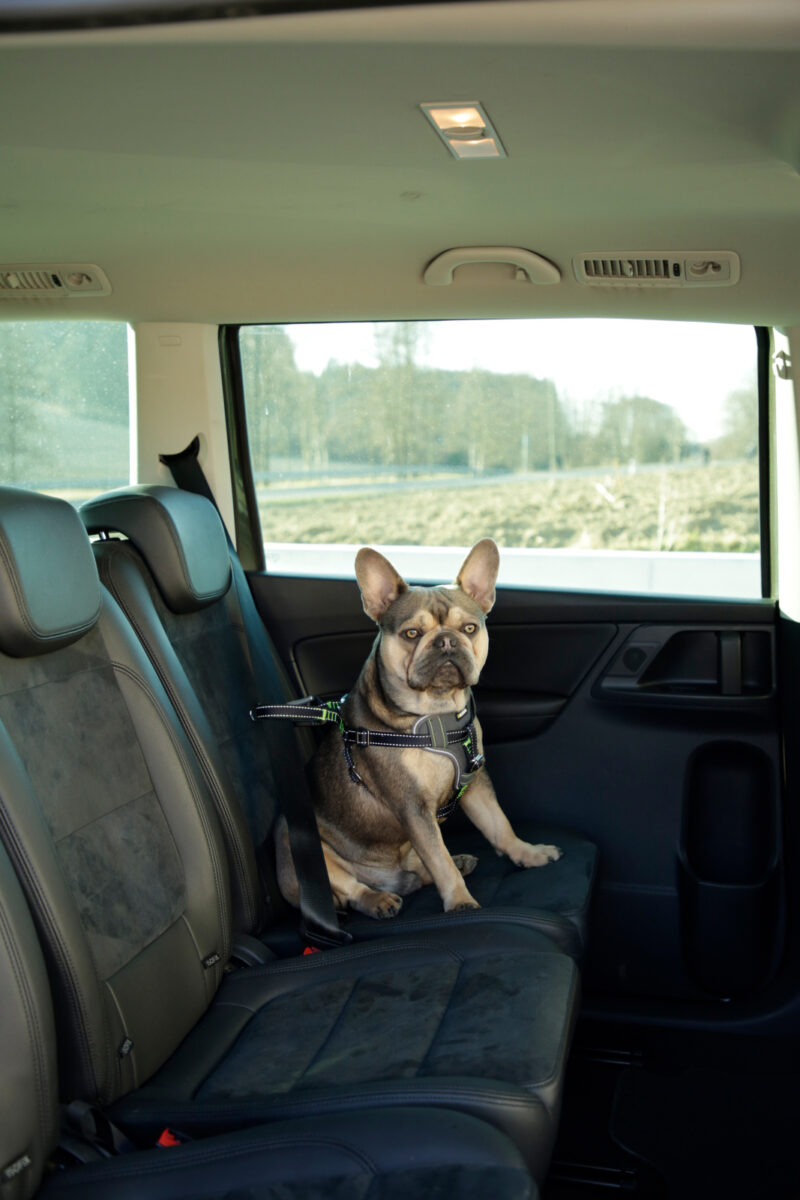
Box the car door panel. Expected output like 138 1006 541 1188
294 622 618 743
252 572 782 1007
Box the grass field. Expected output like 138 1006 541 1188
257 460 759 553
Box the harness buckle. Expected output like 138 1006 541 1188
354 728 370 747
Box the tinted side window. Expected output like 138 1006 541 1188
0 321 130 502
239 319 760 599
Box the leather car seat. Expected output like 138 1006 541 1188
0 486 577 1181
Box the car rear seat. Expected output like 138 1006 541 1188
0 485 577 1182
0 833 539 1200
81 484 597 958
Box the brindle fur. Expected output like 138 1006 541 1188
276 539 562 918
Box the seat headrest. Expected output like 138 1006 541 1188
81 485 232 614
0 487 102 658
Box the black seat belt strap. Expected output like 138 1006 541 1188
62 1101 138 1158
159 438 350 950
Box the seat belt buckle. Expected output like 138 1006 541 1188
301 920 353 952
62 1100 137 1157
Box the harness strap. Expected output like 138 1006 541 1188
251 694 485 824
250 699 345 729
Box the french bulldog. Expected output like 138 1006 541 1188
277 538 562 918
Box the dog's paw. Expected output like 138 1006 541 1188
452 853 479 878
359 889 403 920
448 900 481 913
511 841 563 868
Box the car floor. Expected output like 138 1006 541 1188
544 1021 800 1199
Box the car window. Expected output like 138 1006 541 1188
0 320 131 504
238 318 761 599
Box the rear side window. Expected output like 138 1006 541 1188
238 319 760 599
0 320 131 503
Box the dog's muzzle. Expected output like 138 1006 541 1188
412 644 474 690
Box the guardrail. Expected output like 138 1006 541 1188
263 543 761 599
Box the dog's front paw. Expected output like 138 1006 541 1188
444 892 482 913
511 841 563 868
357 889 404 919
452 853 479 878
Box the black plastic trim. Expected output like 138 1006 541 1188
0 0 462 34
757 326 773 600
219 326 264 572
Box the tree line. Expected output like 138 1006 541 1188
0 319 756 490
240 324 756 480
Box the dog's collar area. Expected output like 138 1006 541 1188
249 693 484 823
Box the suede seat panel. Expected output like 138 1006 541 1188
412 823 592 916
195 963 464 1099
111 926 576 1112
447 823 596 917
338 823 595 955
0 630 186 981
197 950 571 1100
136 566 278 851
109 930 573 1178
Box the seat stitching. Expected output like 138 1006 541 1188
53 787 160 844
415 958 463 1078
48 1135 379 1183
0 798 106 1100
144 1083 540 1114
253 940 463 977
0 895 58 1153
108 660 231 961
289 977 359 1090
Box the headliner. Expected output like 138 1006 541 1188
1 0 800 326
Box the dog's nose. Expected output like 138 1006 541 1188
434 633 457 652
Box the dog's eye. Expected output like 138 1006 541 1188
403 628 420 640
463 623 478 635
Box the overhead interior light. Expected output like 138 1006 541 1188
420 101 506 160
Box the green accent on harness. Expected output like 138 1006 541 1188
320 701 345 730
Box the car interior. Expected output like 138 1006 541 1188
0 1 799 1197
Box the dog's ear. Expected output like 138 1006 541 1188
355 548 409 623
455 538 500 614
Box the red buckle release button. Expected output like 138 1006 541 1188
156 1129 183 1148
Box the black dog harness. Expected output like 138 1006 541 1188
250 693 485 823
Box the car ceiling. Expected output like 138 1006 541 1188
1 0 800 326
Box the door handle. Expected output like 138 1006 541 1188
594 625 773 707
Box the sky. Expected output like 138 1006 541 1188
284 318 757 443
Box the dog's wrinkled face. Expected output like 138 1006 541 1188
382 588 487 693
355 540 500 709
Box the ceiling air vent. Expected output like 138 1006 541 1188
0 264 111 299
573 251 740 288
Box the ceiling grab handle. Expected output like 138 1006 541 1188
423 246 561 286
